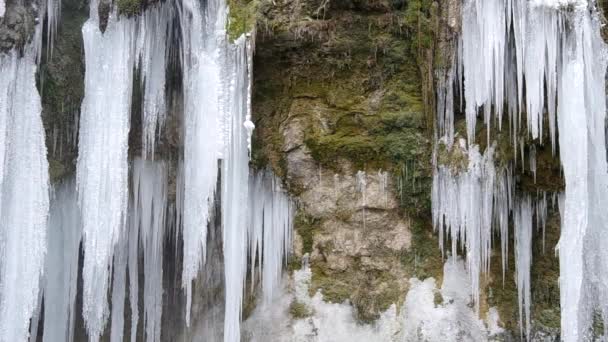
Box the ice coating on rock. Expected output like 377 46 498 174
77 2 136 338
0 45 50 342
42 180 81 342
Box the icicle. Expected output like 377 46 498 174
221 34 255 342
45 0 61 58
42 180 81 342
514 197 532 341
556 8 608 341
77 1 136 338
127 203 139 342
248 170 294 305
0 0 5 18
378 170 388 208
177 0 226 323
130 159 167 342
432 141 513 309
356 171 367 229
135 3 172 159
529 145 536 183
0 42 50 342
110 230 128 342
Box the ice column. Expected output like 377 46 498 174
0 44 50 342
42 180 81 342
135 3 171 158
514 198 532 341
556 10 608 341
131 159 168 342
77 2 136 339
177 0 226 323
221 35 254 342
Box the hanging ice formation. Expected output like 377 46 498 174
136 4 171 159
77 2 135 339
221 34 254 342
76 0 175 339
110 159 168 342
0 26 50 341
248 170 295 305
0 0 5 18
177 0 225 323
434 0 608 340
42 179 81 342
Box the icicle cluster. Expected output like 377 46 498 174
433 139 553 340
440 0 608 340
432 141 510 311
77 3 136 338
110 159 168 342
177 0 227 322
136 5 172 158
0 43 50 342
42 180 81 342
248 170 294 305
77 2 175 339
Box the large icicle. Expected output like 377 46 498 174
221 35 253 342
77 2 136 339
131 159 168 342
556 9 608 341
42 180 81 342
0 45 50 342
514 197 532 341
135 3 171 158
177 0 226 323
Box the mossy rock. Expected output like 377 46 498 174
289 300 312 319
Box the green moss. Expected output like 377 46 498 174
39 0 87 183
117 0 142 17
530 213 561 330
227 0 259 41
400 221 443 281
289 300 312 319
295 211 319 254
434 291 444 306
310 265 353 304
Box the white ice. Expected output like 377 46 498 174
0 44 50 342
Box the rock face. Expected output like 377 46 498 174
251 0 443 322
0 0 37 52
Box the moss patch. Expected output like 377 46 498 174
289 300 312 318
117 0 142 17
227 0 259 41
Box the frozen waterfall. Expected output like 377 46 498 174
0 41 50 342
42 179 81 342
435 0 608 340
77 2 136 338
